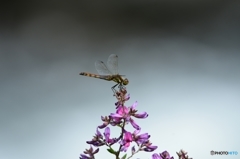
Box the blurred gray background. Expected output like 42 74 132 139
0 0 240 159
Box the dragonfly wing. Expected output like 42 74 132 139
107 54 118 75
95 60 112 75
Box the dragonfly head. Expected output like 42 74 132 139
123 78 129 85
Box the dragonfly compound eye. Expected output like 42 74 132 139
123 79 129 85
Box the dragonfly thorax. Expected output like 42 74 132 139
111 75 129 86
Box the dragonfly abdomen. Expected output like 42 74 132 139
80 72 112 81
80 72 100 78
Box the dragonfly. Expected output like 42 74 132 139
79 54 129 93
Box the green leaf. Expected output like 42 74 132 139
107 147 116 155
121 154 127 159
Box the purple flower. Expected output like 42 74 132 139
110 106 130 119
133 111 148 118
98 116 109 129
110 102 146 130
86 128 104 146
109 106 131 126
80 86 193 159
152 151 174 159
130 101 138 109
103 127 117 145
96 128 103 138
79 146 99 159
176 149 192 159
115 93 130 108
129 118 140 130
79 154 92 159
142 140 158 152
103 127 111 143
86 139 104 147
130 101 148 119
133 130 150 145
119 131 133 152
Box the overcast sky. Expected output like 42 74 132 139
0 1 240 159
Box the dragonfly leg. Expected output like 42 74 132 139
111 83 119 95
118 84 125 91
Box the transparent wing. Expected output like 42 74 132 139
107 54 118 75
95 60 112 75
